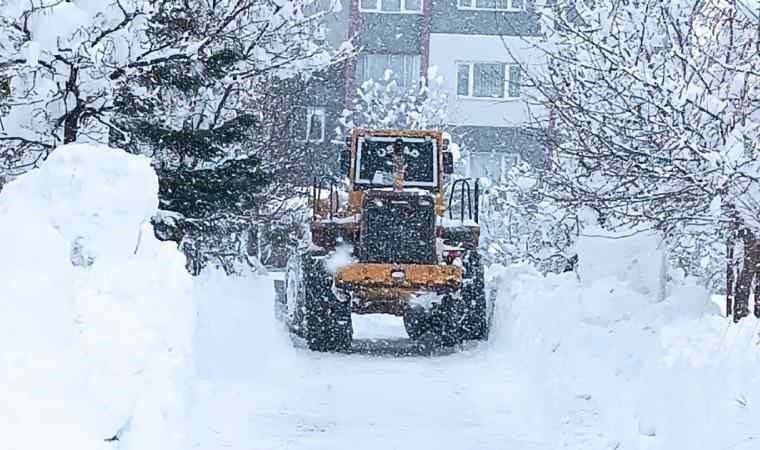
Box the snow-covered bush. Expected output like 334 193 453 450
665 224 729 294
162 214 261 276
0 144 194 450
153 190 310 275
340 67 449 132
480 163 579 273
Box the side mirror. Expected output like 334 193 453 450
442 152 454 174
339 148 351 177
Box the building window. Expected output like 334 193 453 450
457 0 524 11
508 64 522 98
456 62 522 98
293 107 326 143
468 152 519 181
360 0 422 13
358 54 421 89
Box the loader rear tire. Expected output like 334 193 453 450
300 253 352 352
458 251 489 341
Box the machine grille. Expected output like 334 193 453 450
358 192 437 265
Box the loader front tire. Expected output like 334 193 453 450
427 299 460 348
403 305 430 340
403 299 459 349
300 253 352 352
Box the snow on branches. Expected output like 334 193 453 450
479 162 580 273
0 0 348 176
535 0 759 232
530 0 759 314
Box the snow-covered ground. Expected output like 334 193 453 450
4 145 760 450
187 229 760 450
189 271 548 450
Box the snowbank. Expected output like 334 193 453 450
192 269 296 380
491 228 760 449
575 227 668 300
0 145 194 450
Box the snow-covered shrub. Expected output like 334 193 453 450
164 214 260 276
153 193 309 275
340 67 449 132
665 223 728 294
253 204 310 269
480 163 579 274
0 144 194 450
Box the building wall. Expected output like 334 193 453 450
316 0 351 48
280 61 348 179
356 14 424 53
454 125 545 162
305 62 347 147
429 33 546 128
430 0 541 36
300 63 347 115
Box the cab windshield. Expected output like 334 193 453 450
354 136 438 188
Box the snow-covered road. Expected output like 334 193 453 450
187 272 548 450
185 263 760 450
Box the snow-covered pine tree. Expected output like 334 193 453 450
110 0 349 274
529 0 759 312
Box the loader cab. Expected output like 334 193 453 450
354 134 438 190
342 129 453 194
312 128 479 251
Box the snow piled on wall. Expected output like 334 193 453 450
491 227 760 449
0 144 194 450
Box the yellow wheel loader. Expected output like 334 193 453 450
274 129 491 352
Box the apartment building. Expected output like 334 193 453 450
292 0 547 181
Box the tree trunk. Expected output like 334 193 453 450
731 228 760 322
726 235 735 318
63 111 79 144
63 67 80 144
